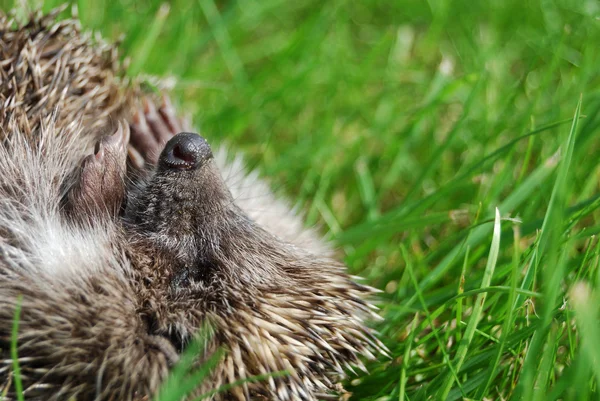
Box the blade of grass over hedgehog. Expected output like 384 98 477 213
154 325 288 401
155 325 222 401
10 296 24 401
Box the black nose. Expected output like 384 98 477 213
159 133 213 171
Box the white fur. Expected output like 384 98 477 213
0 118 125 281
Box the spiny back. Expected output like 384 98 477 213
0 6 133 142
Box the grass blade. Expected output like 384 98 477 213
11 295 24 401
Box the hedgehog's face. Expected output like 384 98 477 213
125 132 299 340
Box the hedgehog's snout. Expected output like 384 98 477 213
158 132 213 171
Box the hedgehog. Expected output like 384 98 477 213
0 7 386 401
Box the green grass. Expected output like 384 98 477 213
4 0 600 399
10 296 23 401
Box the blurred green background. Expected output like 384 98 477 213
4 0 600 399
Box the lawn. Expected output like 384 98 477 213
3 0 600 399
